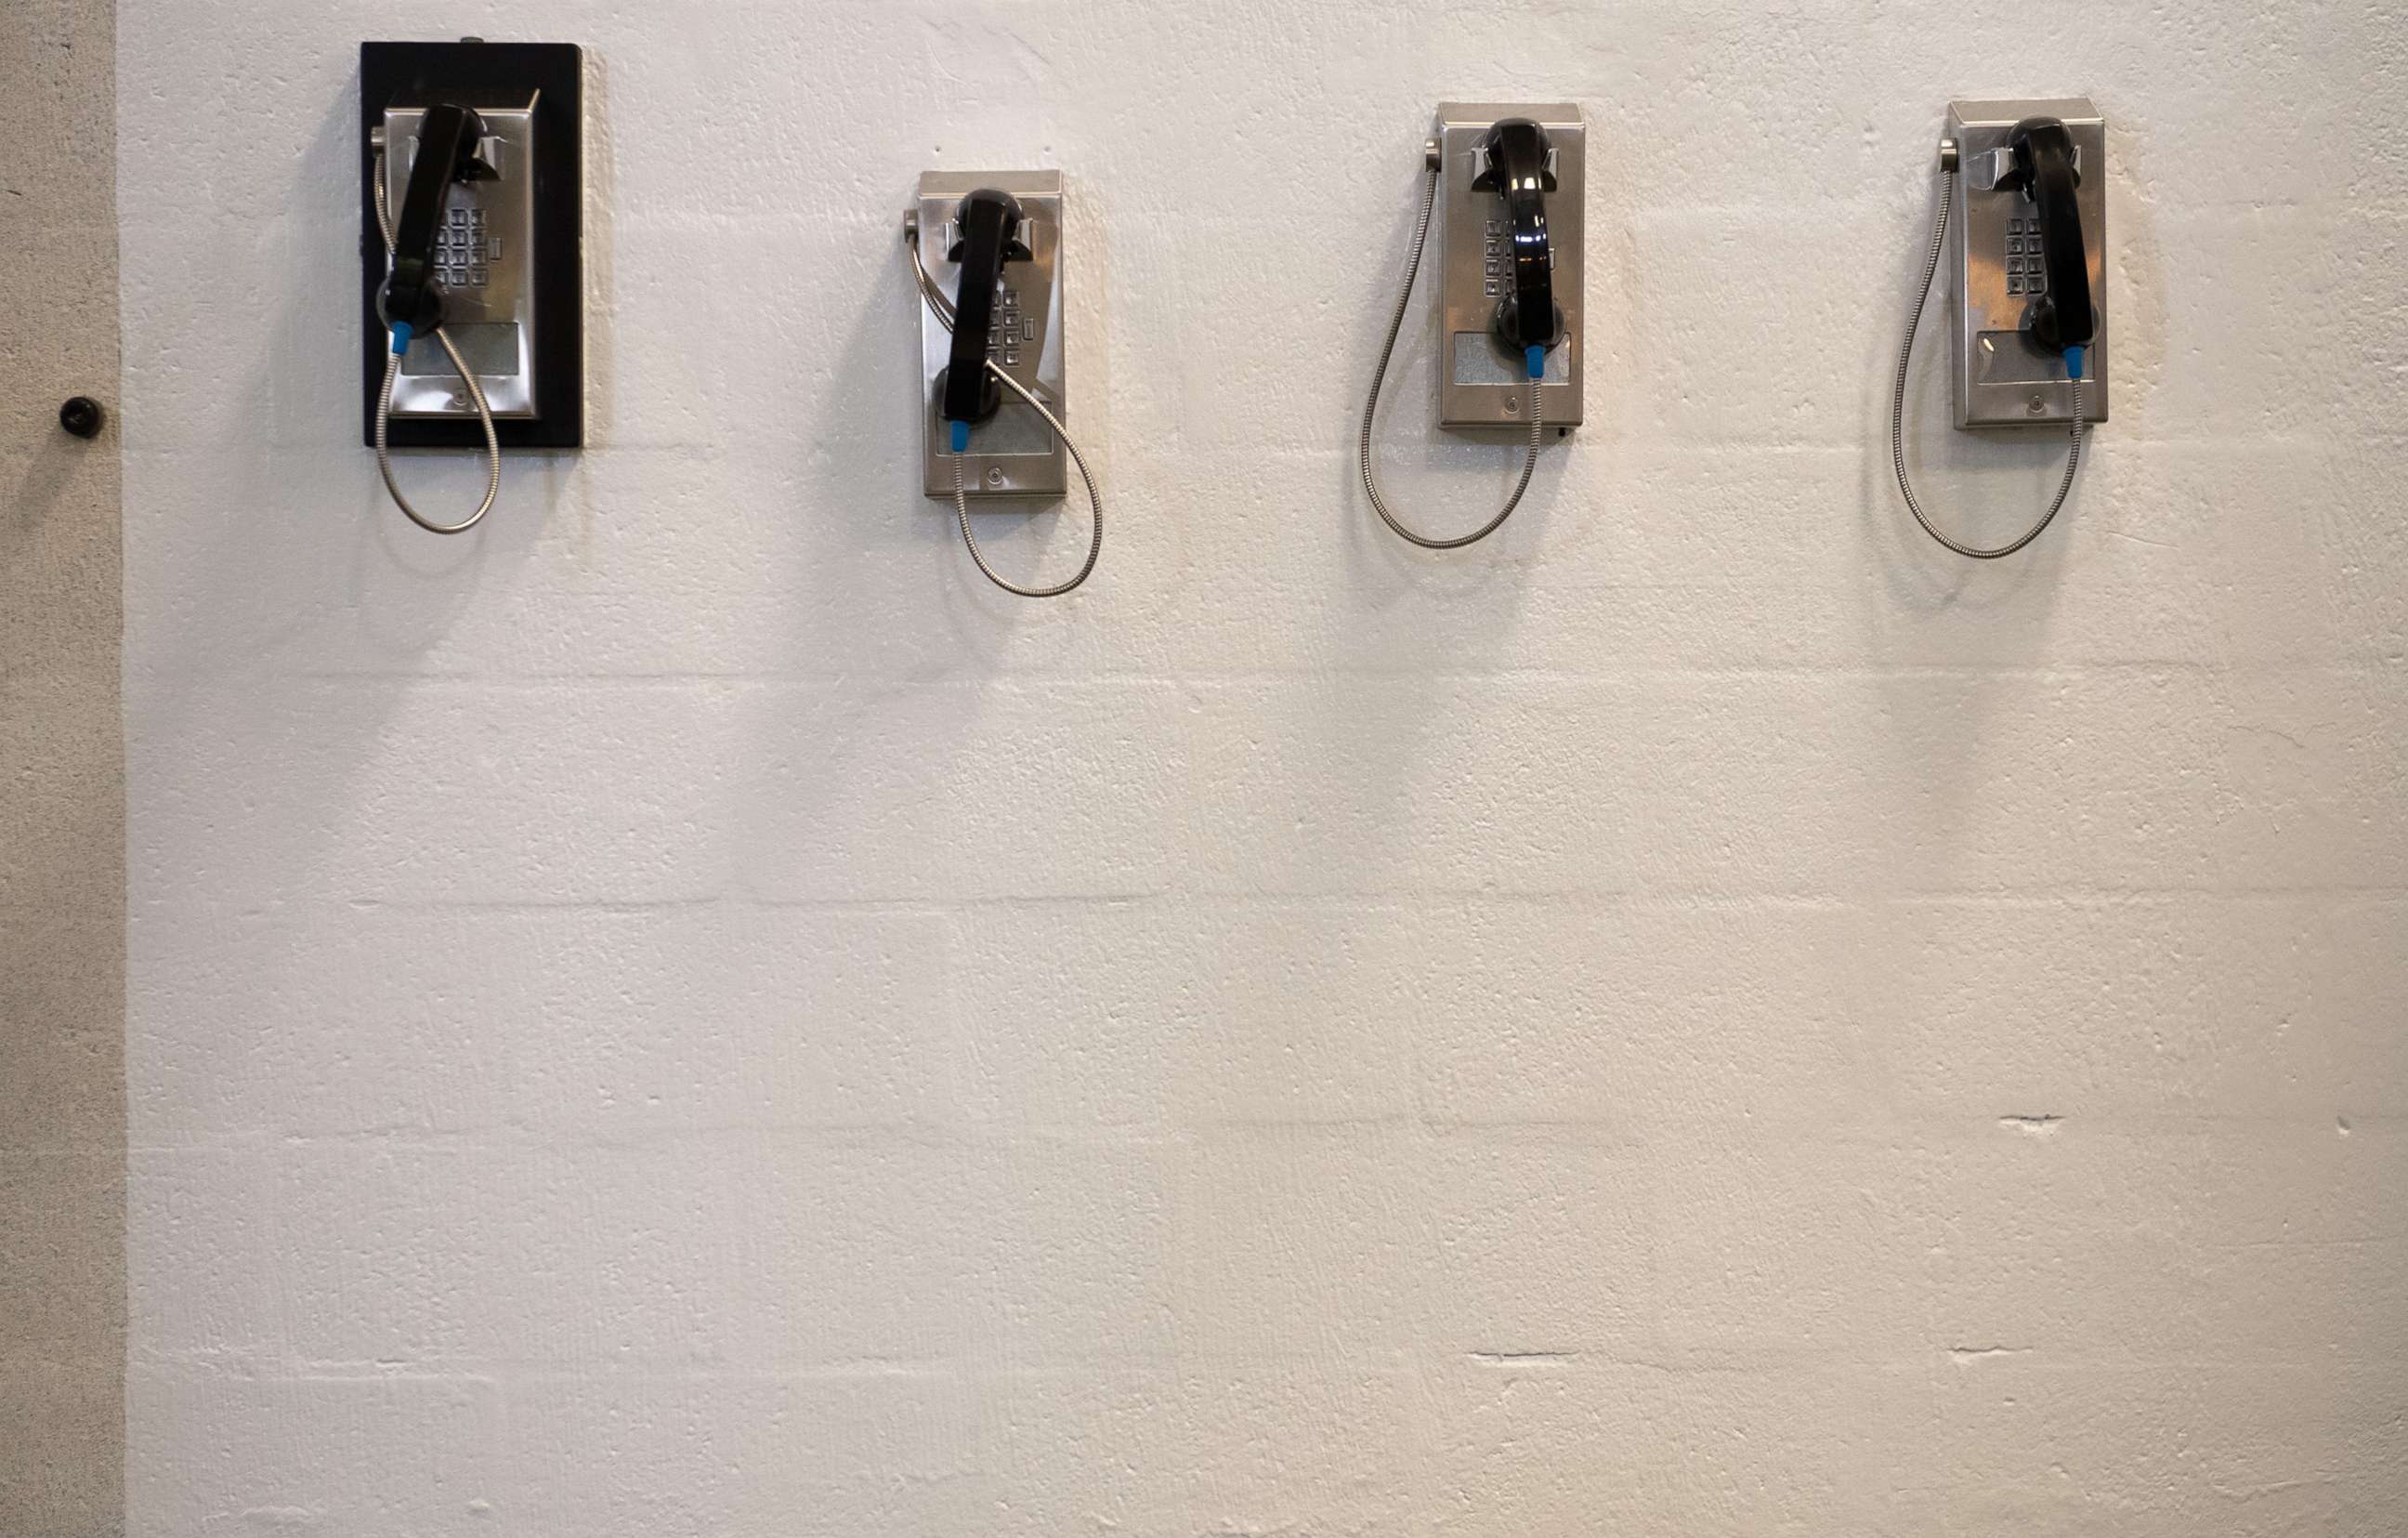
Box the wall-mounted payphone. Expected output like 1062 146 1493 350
360 40 582 533
904 171 1103 598
1361 102 1585 549
1891 98 2106 559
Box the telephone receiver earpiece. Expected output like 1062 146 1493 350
936 187 1028 430
1999 117 2095 354
1473 116 1564 371
376 100 494 335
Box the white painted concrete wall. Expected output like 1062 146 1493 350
122 2 2408 1531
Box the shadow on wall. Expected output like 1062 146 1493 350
1850 113 2171 896
8 431 87 532
124 67 580 943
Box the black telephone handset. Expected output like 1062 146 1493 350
937 187 1029 445
2001 117 2094 367
377 101 494 340
1474 117 1564 378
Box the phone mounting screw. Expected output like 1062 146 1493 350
984 467 1007 489
58 396 104 438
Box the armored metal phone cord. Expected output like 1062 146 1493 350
1891 169 2087 559
372 149 502 535
906 226 1104 598
1359 162 1543 550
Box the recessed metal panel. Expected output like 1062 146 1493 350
382 103 539 419
360 40 582 450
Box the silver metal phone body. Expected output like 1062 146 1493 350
912 170 1067 503
382 99 541 418
1946 97 2108 427
1434 101 1585 432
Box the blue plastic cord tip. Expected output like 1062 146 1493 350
388 322 413 357
1525 344 1548 381
2063 344 2086 382
949 419 971 454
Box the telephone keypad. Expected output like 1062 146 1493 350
2003 216 2045 297
435 204 491 291
1482 218 1504 297
993 281 1025 370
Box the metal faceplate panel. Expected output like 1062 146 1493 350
384 100 540 417
1947 98 2108 427
915 171 1068 503
1436 102 1585 431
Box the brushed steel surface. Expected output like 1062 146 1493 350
1434 101 1584 431
915 170 1068 503
1946 97 2108 427
383 99 540 419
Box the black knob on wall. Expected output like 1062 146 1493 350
58 397 105 438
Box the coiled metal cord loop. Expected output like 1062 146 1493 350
1360 163 1543 550
908 225 1103 598
372 150 502 535
950 367 1104 598
1891 170 2087 560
